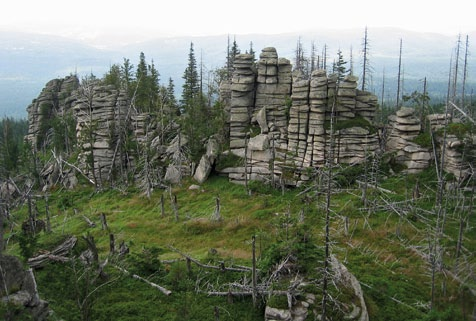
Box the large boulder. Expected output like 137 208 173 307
0 255 50 320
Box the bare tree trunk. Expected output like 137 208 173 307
160 194 165 218
361 26 370 91
44 195 51 233
452 34 462 115
322 79 338 321
0 202 4 253
109 234 115 255
462 35 469 109
252 235 257 308
100 213 108 230
214 306 220 321
212 195 221 221
396 38 403 109
244 136 249 194
169 186 179 221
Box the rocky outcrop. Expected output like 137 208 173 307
73 84 130 183
0 255 50 320
193 137 219 184
25 75 79 150
386 107 433 174
24 48 475 189
385 107 475 177
220 47 380 186
439 134 473 180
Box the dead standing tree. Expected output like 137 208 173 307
76 75 101 191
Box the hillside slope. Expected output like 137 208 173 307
4 171 475 320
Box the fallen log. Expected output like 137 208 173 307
114 265 172 296
28 236 77 268
168 246 253 273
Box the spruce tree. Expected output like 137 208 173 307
181 43 200 107
121 58 134 97
181 42 209 161
334 49 348 82
135 52 150 111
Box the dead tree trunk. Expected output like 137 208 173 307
160 194 165 218
252 235 257 307
396 38 403 109
100 213 108 230
109 234 115 255
44 195 51 233
169 186 179 221
212 195 221 221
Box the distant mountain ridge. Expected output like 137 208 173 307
1 28 474 118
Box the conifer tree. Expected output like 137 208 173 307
181 42 209 161
181 43 200 107
104 64 122 89
135 52 149 109
334 49 348 82
248 41 255 60
121 58 134 97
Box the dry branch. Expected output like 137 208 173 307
82 215 96 228
168 246 253 273
28 236 77 268
114 265 171 296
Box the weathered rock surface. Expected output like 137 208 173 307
386 107 432 173
220 48 380 186
24 48 475 189
0 255 50 320
25 75 79 149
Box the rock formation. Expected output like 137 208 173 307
73 84 129 183
0 255 50 320
219 47 380 186
386 107 432 174
24 47 475 189
25 75 79 149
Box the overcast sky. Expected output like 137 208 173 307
1 0 474 42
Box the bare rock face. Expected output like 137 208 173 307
193 138 219 184
220 47 380 186
73 84 129 184
386 107 432 173
25 75 79 150
0 255 50 320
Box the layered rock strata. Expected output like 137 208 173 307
73 84 129 183
25 75 79 149
221 48 380 186
386 107 432 174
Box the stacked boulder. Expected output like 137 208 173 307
25 75 79 149
254 47 293 148
220 47 381 186
0 255 50 320
229 53 256 149
305 69 330 167
386 107 432 173
334 75 358 120
427 113 451 131
286 71 380 184
224 48 293 184
441 135 471 179
287 72 311 168
73 85 129 183
355 90 379 122
334 127 380 164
